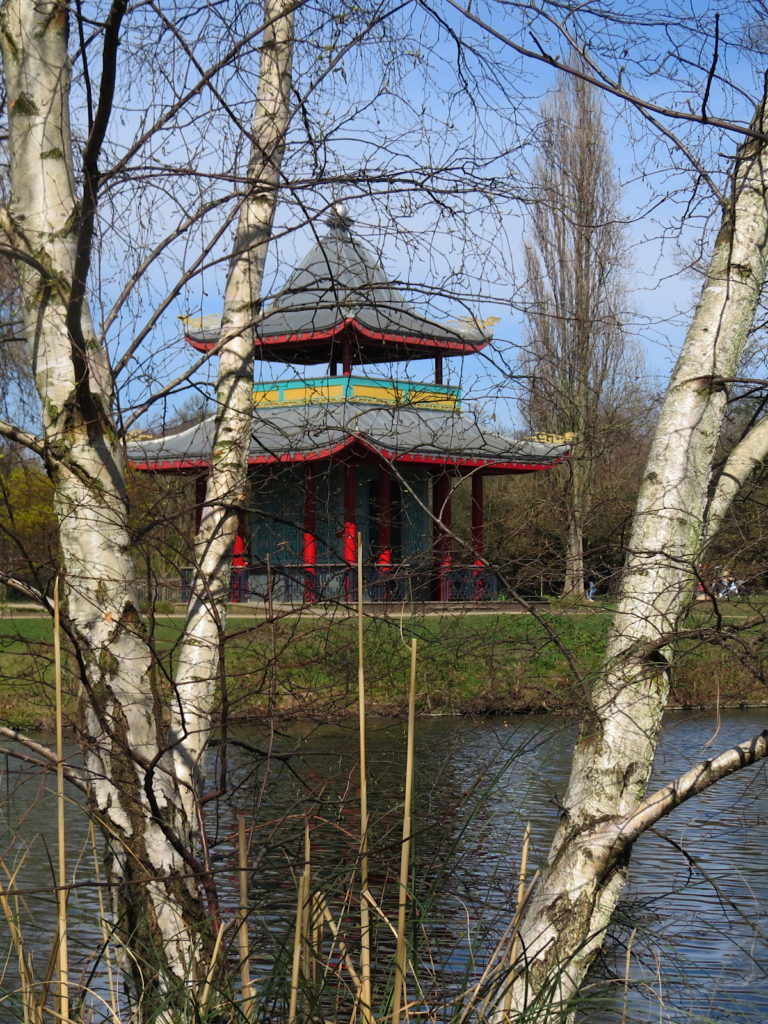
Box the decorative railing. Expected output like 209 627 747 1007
178 562 499 604
252 375 461 410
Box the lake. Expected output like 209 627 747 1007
1 709 766 1022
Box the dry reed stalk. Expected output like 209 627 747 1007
238 816 255 1017
300 826 314 988
392 637 417 1024
53 578 70 1023
500 823 531 1017
199 919 232 1014
356 533 373 1024
655 949 665 1024
88 821 120 1022
620 926 637 1024
38 932 61 1021
510 825 531 958
316 893 362 992
500 822 531 1019
288 866 307 1024
322 876 357 982
0 853 42 1024
307 890 322 990
289 826 312 1024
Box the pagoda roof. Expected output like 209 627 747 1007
185 206 491 364
127 403 569 474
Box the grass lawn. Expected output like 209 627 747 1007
0 600 764 730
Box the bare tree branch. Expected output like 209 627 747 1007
606 730 768 852
705 416 768 543
443 0 768 142
0 419 44 456
0 727 86 793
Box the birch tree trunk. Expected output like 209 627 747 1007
168 0 294 830
704 415 768 542
0 6 205 1015
0 2 293 1020
494 89 768 1021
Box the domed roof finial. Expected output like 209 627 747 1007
326 200 353 232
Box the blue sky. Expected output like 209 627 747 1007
68 1 768 434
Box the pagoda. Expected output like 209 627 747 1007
128 204 569 603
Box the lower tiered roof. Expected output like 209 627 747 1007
127 401 569 474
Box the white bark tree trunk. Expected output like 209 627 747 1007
0 3 203 1008
168 0 294 827
493 90 768 1020
0 2 293 1019
704 415 768 542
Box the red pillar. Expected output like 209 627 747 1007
377 465 392 570
233 513 248 564
471 472 485 600
343 462 357 600
231 512 248 603
432 471 452 601
303 465 317 604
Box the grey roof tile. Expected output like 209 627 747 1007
127 402 569 472
185 216 489 360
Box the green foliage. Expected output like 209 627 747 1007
0 459 57 594
126 466 197 580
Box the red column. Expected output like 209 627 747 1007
303 465 317 604
432 471 452 601
231 512 248 603
471 472 485 600
377 465 392 570
343 462 357 600
233 513 248 564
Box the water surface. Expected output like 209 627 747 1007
1 710 766 1022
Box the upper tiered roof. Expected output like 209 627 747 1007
185 204 491 364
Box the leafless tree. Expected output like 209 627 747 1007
2 2 768 1023
519 67 640 597
0 0 294 1017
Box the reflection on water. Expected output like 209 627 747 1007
0 710 766 1022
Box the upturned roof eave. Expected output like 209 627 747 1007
184 219 491 356
185 317 489 360
126 407 570 474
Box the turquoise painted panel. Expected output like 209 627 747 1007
399 466 430 557
247 463 434 567
248 467 303 566
252 375 461 409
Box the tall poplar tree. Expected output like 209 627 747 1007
520 68 636 597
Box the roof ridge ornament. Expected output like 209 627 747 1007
326 200 353 233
